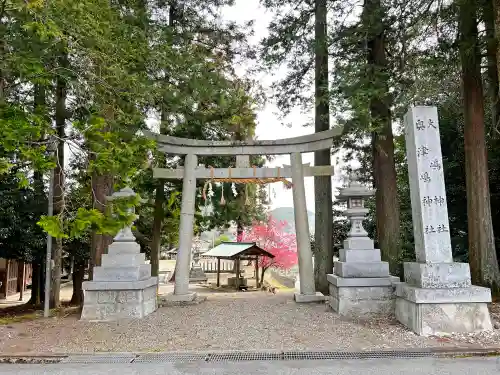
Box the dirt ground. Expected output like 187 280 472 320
0 289 499 354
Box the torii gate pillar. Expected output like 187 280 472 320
173 154 198 299
290 153 323 302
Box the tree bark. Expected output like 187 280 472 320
27 261 44 306
494 0 500 96
151 181 165 278
0 0 6 103
28 83 48 306
483 0 500 135
313 0 333 295
260 266 266 287
89 174 113 279
363 0 401 276
150 2 178 279
70 259 85 306
89 105 114 280
460 0 500 290
150 111 167 278
50 52 68 308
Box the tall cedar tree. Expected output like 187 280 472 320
363 0 401 275
459 0 500 289
150 2 177 281
314 0 334 294
51 50 68 307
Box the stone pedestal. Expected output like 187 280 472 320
395 106 493 336
81 188 158 321
81 235 158 321
395 281 492 336
328 238 397 316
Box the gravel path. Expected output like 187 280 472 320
0 292 498 353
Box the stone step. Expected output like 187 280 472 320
107 241 141 255
327 274 397 287
82 277 158 291
334 261 389 278
395 283 492 304
101 253 146 267
403 262 471 288
93 264 152 282
339 248 381 263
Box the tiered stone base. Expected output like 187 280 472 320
395 283 493 336
327 274 397 315
81 278 158 321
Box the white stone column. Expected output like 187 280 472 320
290 152 324 302
394 106 492 335
173 153 198 299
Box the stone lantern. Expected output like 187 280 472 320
337 174 373 241
81 187 158 321
327 173 397 316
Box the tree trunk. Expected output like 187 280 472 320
494 0 500 96
150 117 167 280
50 52 68 308
363 0 401 276
150 3 178 279
236 221 244 242
0 0 6 103
28 83 48 306
313 0 333 295
483 0 500 135
70 259 85 306
151 181 165 278
460 0 500 290
260 266 267 286
89 174 113 280
27 261 45 306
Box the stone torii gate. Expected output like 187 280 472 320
148 127 342 303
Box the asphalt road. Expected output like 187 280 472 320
1 357 499 375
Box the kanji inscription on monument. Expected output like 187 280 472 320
404 106 453 263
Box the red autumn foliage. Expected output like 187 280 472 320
242 216 298 272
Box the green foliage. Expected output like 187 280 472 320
213 234 230 248
0 169 46 262
37 192 141 239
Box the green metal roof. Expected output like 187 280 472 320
202 242 275 259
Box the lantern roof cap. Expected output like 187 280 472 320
336 173 375 201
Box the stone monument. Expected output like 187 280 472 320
327 174 397 315
81 187 158 321
395 106 493 335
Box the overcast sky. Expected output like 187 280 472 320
221 0 350 212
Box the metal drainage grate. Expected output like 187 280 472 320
60 349 437 364
134 353 208 363
61 354 136 364
209 352 283 362
283 350 435 361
